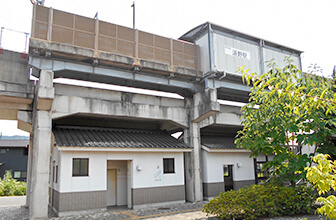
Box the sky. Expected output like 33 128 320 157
0 0 335 136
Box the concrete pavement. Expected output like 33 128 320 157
0 196 328 220
0 196 26 207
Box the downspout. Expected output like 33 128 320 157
207 23 214 88
259 39 265 75
298 52 303 77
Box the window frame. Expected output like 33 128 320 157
13 171 21 179
256 161 268 179
163 158 175 174
72 158 89 177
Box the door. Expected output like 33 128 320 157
223 165 233 191
107 169 117 206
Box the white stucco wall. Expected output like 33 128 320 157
202 150 255 183
51 146 61 192
57 150 185 193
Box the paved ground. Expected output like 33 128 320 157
0 196 328 220
0 196 25 207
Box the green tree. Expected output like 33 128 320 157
235 58 336 186
306 154 336 219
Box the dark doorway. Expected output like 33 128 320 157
223 165 233 191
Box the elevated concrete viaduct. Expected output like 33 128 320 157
0 4 302 219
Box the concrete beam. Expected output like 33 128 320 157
192 88 220 123
29 56 200 96
0 95 33 110
200 112 242 128
17 111 32 133
51 84 189 128
199 104 243 128
29 38 199 79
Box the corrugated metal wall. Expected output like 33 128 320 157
213 33 261 74
263 47 300 72
195 33 210 74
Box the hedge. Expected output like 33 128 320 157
202 183 317 220
0 170 27 196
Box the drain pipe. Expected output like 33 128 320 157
207 23 214 88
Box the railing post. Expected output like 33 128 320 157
170 38 174 67
135 29 138 59
94 18 99 57
47 8 53 41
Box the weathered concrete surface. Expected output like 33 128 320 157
0 49 34 98
29 70 54 220
184 122 203 202
200 104 243 129
52 84 189 129
0 50 34 122
192 88 220 123
29 39 199 79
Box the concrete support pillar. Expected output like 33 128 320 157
29 111 52 219
29 69 54 219
184 122 203 202
183 88 220 202
25 133 33 207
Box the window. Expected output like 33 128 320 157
163 158 174 174
256 162 267 178
14 171 21 179
53 165 55 182
73 158 89 176
21 171 27 179
55 166 58 183
0 149 6 154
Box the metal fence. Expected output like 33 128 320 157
31 4 200 71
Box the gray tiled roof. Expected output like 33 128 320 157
0 140 29 147
53 126 192 150
201 135 239 150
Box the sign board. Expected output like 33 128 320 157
225 47 250 60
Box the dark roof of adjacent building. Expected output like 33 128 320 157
53 126 192 150
201 135 240 150
179 22 303 55
0 139 29 147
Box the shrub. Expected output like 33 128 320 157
202 183 317 220
0 170 27 196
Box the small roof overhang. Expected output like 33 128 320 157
201 135 251 153
53 126 192 152
202 145 250 153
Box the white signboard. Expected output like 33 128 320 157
154 169 162 181
225 47 250 60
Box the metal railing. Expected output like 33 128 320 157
31 4 200 71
